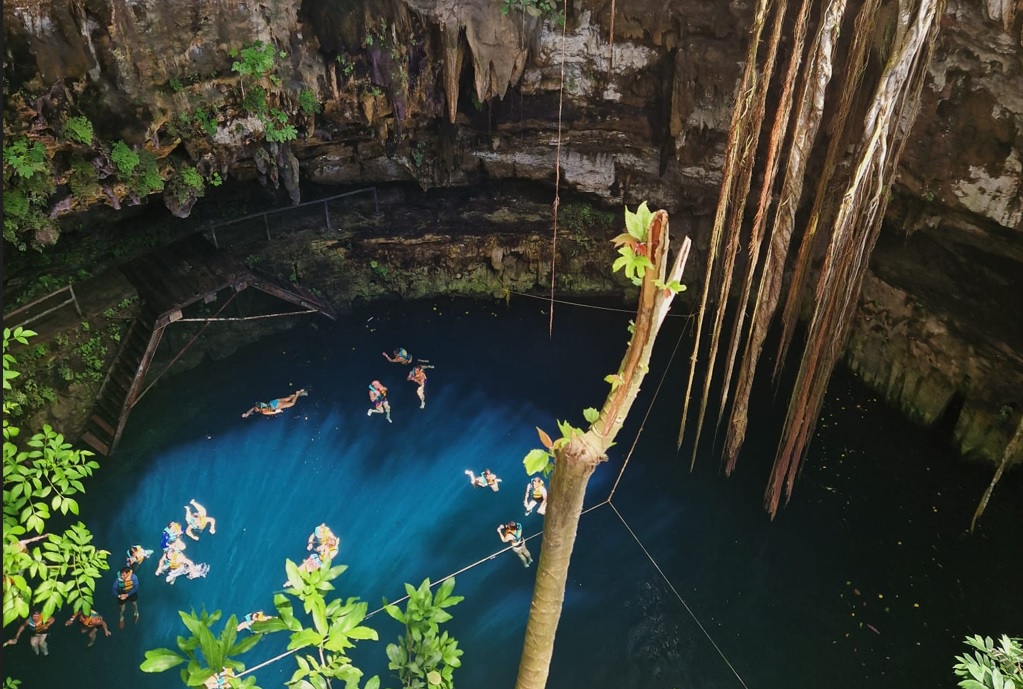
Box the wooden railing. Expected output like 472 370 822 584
3 284 82 330
207 187 379 248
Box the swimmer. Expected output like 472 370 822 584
407 365 429 409
161 522 185 551
126 545 154 569
65 610 111 647
112 566 140 629
382 347 412 364
242 389 308 418
184 499 217 540
465 468 502 491
367 380 392 422
284 552 323 587
154 549 196 585
524 477 547 516
4 611 56 655
497 521 533 568
236 611 276 632
204 668 237 689
306 523 340 560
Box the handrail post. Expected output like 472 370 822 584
372 187 380 216
323 199 331 231
67 283 82 317
264 214 271 241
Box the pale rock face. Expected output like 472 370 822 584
952 149 1023 230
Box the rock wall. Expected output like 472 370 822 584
3 0 1022 462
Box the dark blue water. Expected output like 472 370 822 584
7 297 1021 689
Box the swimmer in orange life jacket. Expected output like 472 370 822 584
65 610 111 647
497 521 533 567
242 389 308 418
524 476 547 516
306 523 340 560
407 365 429 409
465 468 502 491
367 380 392 422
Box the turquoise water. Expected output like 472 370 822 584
6 297 1021 689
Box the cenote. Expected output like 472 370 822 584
6 296 1021 689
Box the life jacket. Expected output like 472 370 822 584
118 575 135 594
27 615 39 630
79 612 102 627
511 523 524 544
408 367 426 385
368 381 387 401
484 472 497 486
530 482 545 500
396 348 409 361
168 552 184 569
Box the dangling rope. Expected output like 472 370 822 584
548 0 569 337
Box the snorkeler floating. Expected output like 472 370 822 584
241 389 308 418
524 477 548 516
236 610 276 632
466 468 502 491
154 549 209 585
184 499 217 540
161 522 185 552
382 347 412 364
407 364 431 409
126 544 154 569
306 523 340 561
367 380 392 422
65 610 111 647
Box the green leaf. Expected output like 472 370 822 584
582 407 599 423
288 628 324 651
140 648 188 673
383 603 406 625
523 449 551 476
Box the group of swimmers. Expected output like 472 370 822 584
239 347 432 426
464 466 550 568
152 500 214 585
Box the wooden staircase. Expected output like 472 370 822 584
81 307 162 456
79 233 337 457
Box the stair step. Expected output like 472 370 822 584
89 414 116 437
80 431 110 456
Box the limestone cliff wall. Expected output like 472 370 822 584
3 0 1021 461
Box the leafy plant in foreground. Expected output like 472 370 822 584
3 328 109 651
953 634 1023 689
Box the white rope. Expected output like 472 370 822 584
507 289 694 319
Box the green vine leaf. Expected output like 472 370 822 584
582 408 599 423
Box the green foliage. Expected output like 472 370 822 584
500 0 565 25
3 328 109 634
2 139 56 250
69 154 100 199
129 150 165 197
169 77 184 92
230 41 281 80
336 54 355 79
192 108 218 137
262 109 297 143
298 89 322 115
560 203 616 234
522 422 584 477
143 555 382 689
181 167 204 191
64 117 94 145
611 202 656 286
110 141 140 179
383 578 463 689
3 139 48 179
953 635 1023 689
243 85 269 116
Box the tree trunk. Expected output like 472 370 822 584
514 211 691 689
